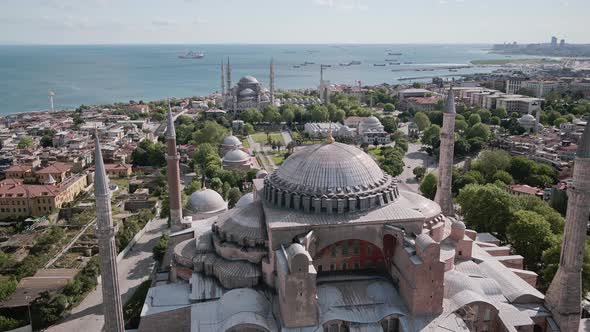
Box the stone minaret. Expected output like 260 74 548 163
226 58 232 97
434 86 456 216
221 60 225 98
270 58 275 106
166 104 183 227
545 124 590 332
93 133 125 332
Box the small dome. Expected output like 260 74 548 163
363 116 381 124
235 192 254 208
521 114 535 122
239 76 259 84
452 220 466 230
187 189 227 214
222 135 242 146
223 149 250 163
239 88 256 97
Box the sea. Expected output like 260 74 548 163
0 44 528 115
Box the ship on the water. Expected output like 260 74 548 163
178 51 205 59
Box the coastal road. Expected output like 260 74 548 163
46 216 168 332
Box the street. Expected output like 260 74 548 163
45 216 167 332
397 142 436 194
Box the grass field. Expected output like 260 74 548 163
271 155 285 166
251 132 284 145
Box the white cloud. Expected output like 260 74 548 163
152 18 178 27
314 0 369 11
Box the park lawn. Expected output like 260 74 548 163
242 139 250 149
368 147 384 161
271 155 285 166
251 132 284 145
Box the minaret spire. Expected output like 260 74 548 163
221 60 225 97
434 84 456 216
270 58 275 106
165 101 183 228
93 132 125 332
545 124 590 331
226 57 232 95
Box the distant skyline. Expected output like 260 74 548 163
0 0 589 45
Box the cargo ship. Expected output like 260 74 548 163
178 51 204 59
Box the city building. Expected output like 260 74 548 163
401 96 442 112
0 174 88 219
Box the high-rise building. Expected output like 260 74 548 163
93 133 125 332
551 36 558 48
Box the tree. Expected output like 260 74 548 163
542 239 590 293
281 108 295 124
243 123 255 135
553 117 568 128
456 184 514 237
413 166 426 180
192 121 227 145
40 135 53 147
152 234 169 262
422 125 441 149
333 109 346 123
454 137 471 157
509 156 535 182
491 107 507 119
227 188 242 209
380 148 405 177
490 116 501 126
414 112 430 132
381 117 397 133
492 170 513 184
477 109 492 124
263 106 281 124
455 119 469 132
468 114 481 126
507 211 554 271
513 195 564 234
309 105 329 122
240 108 263 124
0 279 16 301
472 150 511 181
419 173 438 200
383 103 395 113
466 123 491 141
17 137 34 149
210 178 223 195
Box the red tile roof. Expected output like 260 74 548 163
5 165 32 173
36 162 71 174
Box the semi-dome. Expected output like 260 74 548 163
235 192 255 208
223 148 250 163
187 189 227 214
264 142 399 213
239 76 259 84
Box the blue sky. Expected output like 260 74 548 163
0 0 587 44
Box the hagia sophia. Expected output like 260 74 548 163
89 81 590 331
118 86 590 332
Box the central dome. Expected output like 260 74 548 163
239 76 259 84
264 142 399 213
273 142 384 192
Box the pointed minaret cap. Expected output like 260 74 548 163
326 122 335 144
94 132 110 197
166 100 176 139
444 85 456 114
577 123 590 158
